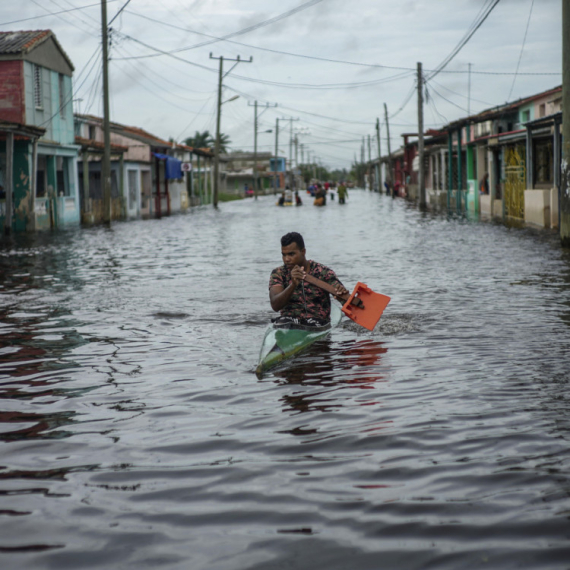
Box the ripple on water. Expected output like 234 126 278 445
1 192 570 569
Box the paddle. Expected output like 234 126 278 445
303 274 391 331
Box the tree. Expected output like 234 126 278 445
217 133 231 153
184 130 231 153
184 130 213 148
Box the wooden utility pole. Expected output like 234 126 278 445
210 53 252 208
418 62 426 208
384 103 393 196
376 117 382 193
101 0 111 223
467 63 472 116
274 118 279 193
562 0 570 246
249 101 277 198
253 100 258 199
367 134 372 190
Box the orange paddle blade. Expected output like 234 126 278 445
341 282 391 331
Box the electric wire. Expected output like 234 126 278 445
0 0 118 26
427 0 501 80
115 6 559 77
507 0 535 101
119 0 328 59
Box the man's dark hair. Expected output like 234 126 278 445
281 232 305 250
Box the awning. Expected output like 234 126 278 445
153 152 182 180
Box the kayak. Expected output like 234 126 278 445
256 304 342 376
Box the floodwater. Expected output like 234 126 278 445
1 190 570 570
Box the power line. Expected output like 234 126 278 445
115 6 559 77
507 0 535 101
118 0 328 58
0 0 118 26
427 0 501 80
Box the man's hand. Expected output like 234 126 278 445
290 265 306 287
333 283 349 302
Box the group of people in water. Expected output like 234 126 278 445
277 181 348 207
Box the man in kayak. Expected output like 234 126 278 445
269 232 348 326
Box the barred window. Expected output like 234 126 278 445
59 74 66 118
34 65 43 109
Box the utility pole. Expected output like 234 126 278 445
274 118 279 194
384 103 393 197
376 118 382 193
210 53 252 208
467 63 472 116
561 1 570 246
284 117 299 187
294 135 299 168
249 101 277 199
418 62 426 208
367 134 372 191
101 0 111 223
253 101 258 199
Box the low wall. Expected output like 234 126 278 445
551 187 559 228
493 199 503 218
524 189 550 228
480 195 492 217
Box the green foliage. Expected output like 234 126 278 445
184 130 213 148
184 131 231 153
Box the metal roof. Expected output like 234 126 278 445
0 30 74 71
0 30 51 54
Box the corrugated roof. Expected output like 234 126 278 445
0 30 74 71
0 30 51 54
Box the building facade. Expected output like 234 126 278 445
0 30 80 233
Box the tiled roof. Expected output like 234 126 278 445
0 30 51 54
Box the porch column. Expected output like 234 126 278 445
29 138 38 232
457 128 463 214
4 132 14 235
447 132 453 210
83 151 90 213
155 156 161 218
119 153 125 218
554 119 561 228
526 128 533 189
197 154 202 204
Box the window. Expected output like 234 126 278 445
534 139 553 187
36 155 47 198
128 170 138 209
34 65 43 109
522 110 530 123
539 104 546 118
88 125 96 140
56 156 70 197
59 74 66 118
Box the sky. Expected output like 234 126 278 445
1 0 563 170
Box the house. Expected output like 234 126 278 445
75 114 200 221
0 30 80 233
389 85 562 228
221 151 286 194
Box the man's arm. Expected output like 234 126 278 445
269 266 305 312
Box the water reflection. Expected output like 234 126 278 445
272 339 388 415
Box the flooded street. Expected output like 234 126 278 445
2 190 570 569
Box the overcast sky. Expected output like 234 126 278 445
2 0 563 169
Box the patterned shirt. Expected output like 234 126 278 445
269 260 345 322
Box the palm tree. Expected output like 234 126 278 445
217 133 231 153
184 130 231 153
184 130 213 148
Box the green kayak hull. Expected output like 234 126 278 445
256 304 342 376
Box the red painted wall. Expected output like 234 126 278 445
0 60 25 124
